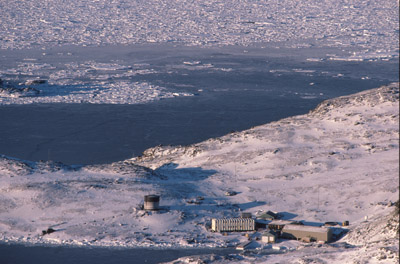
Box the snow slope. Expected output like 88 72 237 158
0 83 398 263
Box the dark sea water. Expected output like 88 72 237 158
0 44 398 165
0 243 236 264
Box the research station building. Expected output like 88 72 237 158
281 224 332 242
211 218 255 232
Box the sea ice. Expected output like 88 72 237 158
0 0 398 61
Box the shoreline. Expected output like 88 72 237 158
0 84 398 263
1 47 397 164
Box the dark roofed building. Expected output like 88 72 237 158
268 220 299 231
257 210 278 220
281 224 332 243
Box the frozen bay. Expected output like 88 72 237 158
0 44 398 164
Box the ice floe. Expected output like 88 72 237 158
0 0 398 61
0 79 192 105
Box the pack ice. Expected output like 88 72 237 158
0 0 398 60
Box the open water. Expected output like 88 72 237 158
0 243 236 264
0 44 397 164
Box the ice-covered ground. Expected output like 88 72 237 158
0 0 398 60
0 83 398 263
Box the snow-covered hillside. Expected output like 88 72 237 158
0 0 398 60
0 83 398 263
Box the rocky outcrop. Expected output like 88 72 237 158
0 79 41 98
310 83 399 117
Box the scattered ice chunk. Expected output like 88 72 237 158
0 0 397 61
306 58 323 62
293 69 316 73
0 81 193 105
183 61 201 66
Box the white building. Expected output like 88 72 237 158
211 218 255 232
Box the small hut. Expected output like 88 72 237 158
241 212 252 218
262 230 277 243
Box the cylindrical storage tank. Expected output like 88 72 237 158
144 195 160 210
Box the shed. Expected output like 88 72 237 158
281 224 332 243
262 230 277 243
241 212 252 218
236 241 253 250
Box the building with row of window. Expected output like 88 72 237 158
211 218 256 232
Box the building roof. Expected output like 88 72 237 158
268 220 296 225
212 217 255 222
283 224 330 233
262 230 277 236
257 211 278 219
